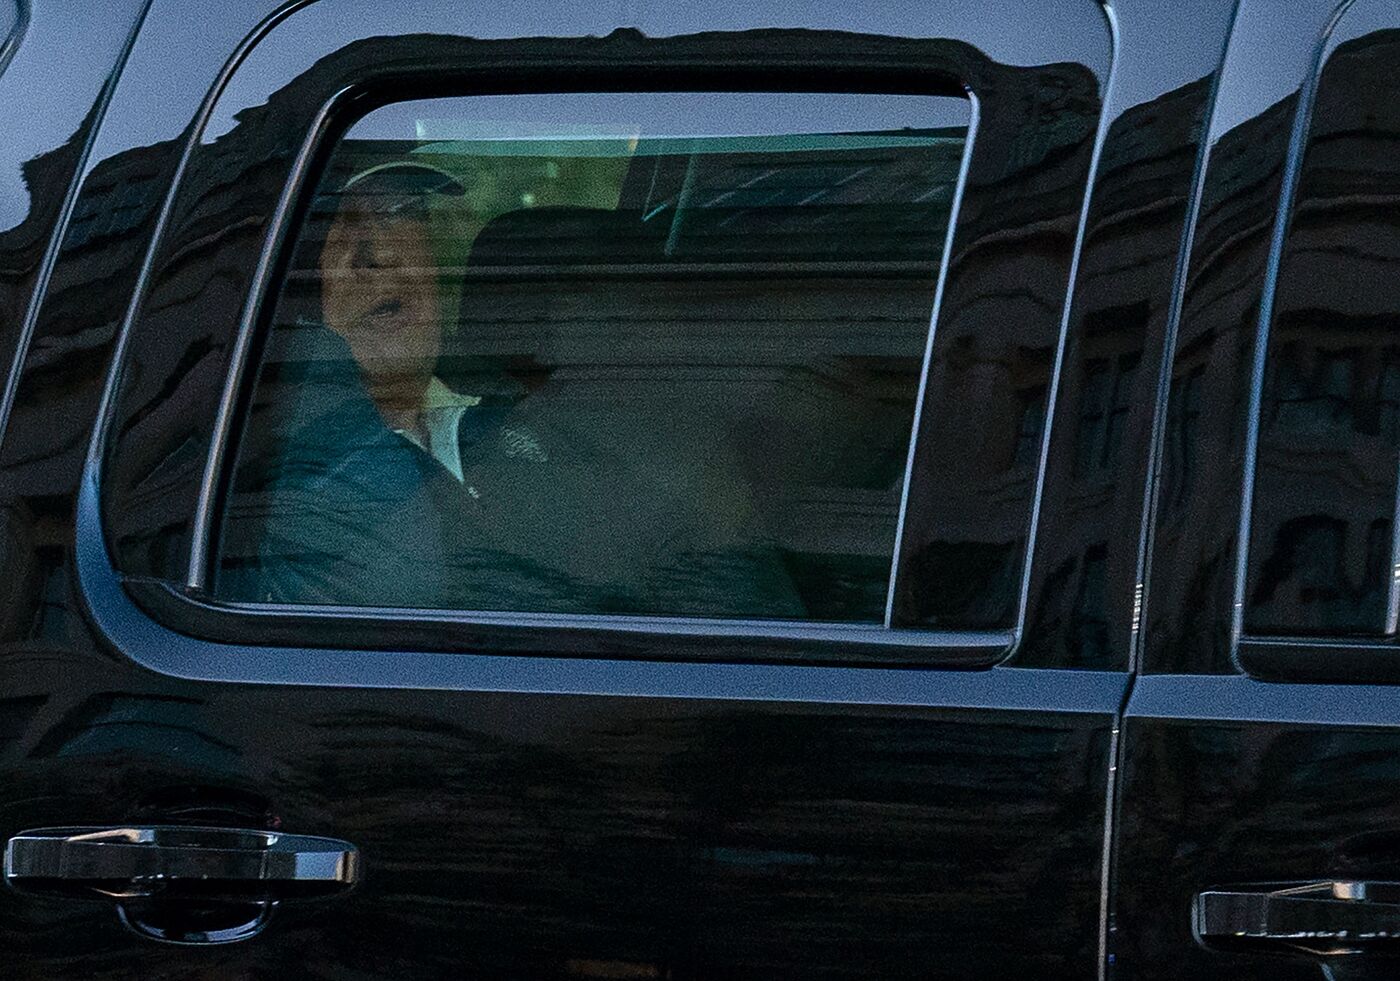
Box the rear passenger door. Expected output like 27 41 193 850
0 0 1223 977
1116 1 1400 978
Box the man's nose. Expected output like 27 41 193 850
353 236 403 270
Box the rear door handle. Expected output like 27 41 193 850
4 825 360 944
1195 881 1400 956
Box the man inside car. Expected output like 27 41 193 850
219 158 801 620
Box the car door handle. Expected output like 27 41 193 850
4 825 359 944
1195 881 1400 955
4 825 359 900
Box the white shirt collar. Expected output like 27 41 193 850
395 377 480 482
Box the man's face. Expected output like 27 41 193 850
320 199 443 387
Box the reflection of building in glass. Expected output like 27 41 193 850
1162 365 1202 511
0 133 174 643
1135 27 1400 656
1135 59 1315 669
898 131 1090 626
1018 71 1214 665
1074 351 1140 476
1245 29 1400 636
65 175 162 250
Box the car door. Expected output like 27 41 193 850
1113 0 1400 977
0 0 1228 977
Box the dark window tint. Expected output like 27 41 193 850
215 91 970 622
1244 26 1400 636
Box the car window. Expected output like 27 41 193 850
1243 25 1400 638
213 90 971 622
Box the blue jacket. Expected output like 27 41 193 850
217 325 805 619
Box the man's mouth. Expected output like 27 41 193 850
356 297 412 336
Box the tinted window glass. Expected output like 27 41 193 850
1244 28 1400 637
215 91 969 621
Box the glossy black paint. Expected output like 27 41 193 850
1018 0 1238 671
0 0 1139 975
21 0 1396 977
1116 677 1400 980
97 1 1110 646
1114 1 1400 979
1139 0 1348 677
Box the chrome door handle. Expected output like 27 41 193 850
1195 881 1400 956
4 826 359 944
5 825 359 899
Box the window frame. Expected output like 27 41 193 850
90 0 1114 669
210 86 978 631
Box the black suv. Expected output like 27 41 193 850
2 1 1399 978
